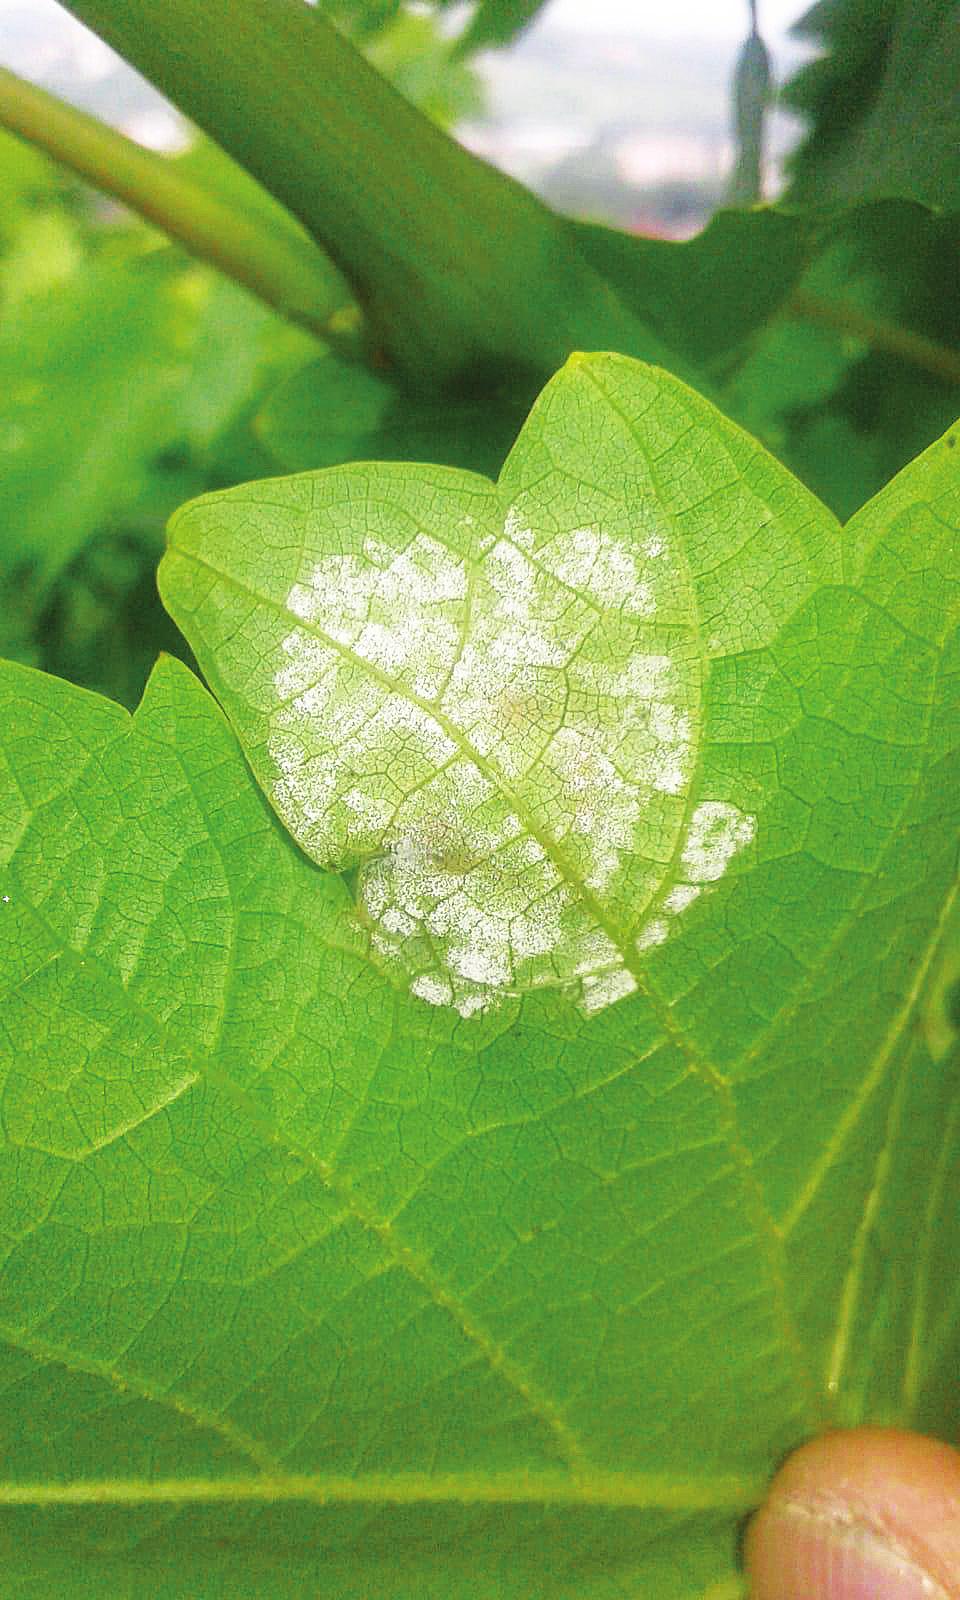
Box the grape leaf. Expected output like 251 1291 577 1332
569 209 823 373
447 0 550 56
3 356 960 1595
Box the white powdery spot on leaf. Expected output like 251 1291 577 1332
503 504 535 550
629 801 755 954
580 967 638 1014
664 883 701 914
682 801 757 883
263 502 757 1020
539 526 654 616
411 975 454 1007
636 919 669 952
294 534 466 675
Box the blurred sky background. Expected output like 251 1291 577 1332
0 0 817 236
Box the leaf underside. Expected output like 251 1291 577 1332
2 355 959 1596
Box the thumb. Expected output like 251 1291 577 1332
745 1426 960 1599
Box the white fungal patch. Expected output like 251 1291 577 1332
538 526 654 615
681 801 757 883
664 883 701 915
266 512 755 1020
411 975 454 1007
580 967 638 1015
636 919 669 952
627 801 755 956
503 504 535 550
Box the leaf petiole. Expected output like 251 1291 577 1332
0 65 345 339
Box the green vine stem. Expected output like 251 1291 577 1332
0 65 345 339
789 288 960 386
60 0 650 393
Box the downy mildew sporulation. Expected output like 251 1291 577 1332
269 504 755 1017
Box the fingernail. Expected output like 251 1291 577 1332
749 1498 950 1600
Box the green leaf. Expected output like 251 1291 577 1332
5 356 960 1594
308 0 547 58
574 198 959 525
362 12 484 125
256 352 525 478
0 246 315 588
784 0 960 209
0 126 84 311
449 0 551 55
570 208 822 372
0 240 317 707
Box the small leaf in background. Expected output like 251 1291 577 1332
570 208 822 372
572 197 959 523
0 127 84 310
0 254 196 585
312 0 549 57
363 12 485 125
784 0 960 209
0 176 319 706
449 0 551 56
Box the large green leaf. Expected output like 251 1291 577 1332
784 0 960 209
4 356 960 1595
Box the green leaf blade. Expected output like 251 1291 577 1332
4 359 959 1594
0 650 765 1594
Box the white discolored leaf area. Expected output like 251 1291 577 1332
264 502 745 1017
159 354 830 1018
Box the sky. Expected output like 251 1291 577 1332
0 0 813 44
